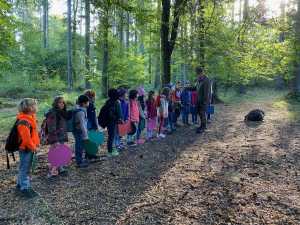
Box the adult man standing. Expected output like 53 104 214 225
195 67 210 134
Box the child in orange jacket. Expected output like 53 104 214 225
16 98 40 198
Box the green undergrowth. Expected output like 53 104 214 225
0 77 106 134
220 88 288 105
273 94 300 121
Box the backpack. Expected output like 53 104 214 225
98 101 116 129
5 120 32 169
66 108 84 132
40 118 48 145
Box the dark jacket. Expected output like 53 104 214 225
196 75 210 107
146 98 157 119
120 99 129 121
106 99 122 124
87 102 99 130
180 89 191 106
46 108 69 144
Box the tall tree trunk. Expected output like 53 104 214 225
279 0 286 42
125 11 130 49
148 28 152 84
72 0 79 84
197 0 205 67
154 0 161 89
154 43 161 89
102 8 109 98
161 0 186 85
85 0 91 88
42 0 48 48
161 0 171 85
239 0 242 23
67 0 73 90
243 0 249 22
118 8 124 48
294 0 300 93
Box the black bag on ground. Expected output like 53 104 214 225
244 109 265 122
5 120 32 169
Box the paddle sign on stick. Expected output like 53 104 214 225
118 121 131 136
48 144 72 168
83 140 99 156
88 130 104 146
147 118 156 130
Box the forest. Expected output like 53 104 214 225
1 0 299 96
2 1 300 225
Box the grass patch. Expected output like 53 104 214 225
0 91 106 135
273 96 300 121
220 88 288 105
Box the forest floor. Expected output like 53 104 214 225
1 90 300 225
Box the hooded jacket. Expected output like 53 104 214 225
45 108 69 144
196 75 210 107
17 113 40 152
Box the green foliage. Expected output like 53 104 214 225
0 0 299 97
0 0 15 68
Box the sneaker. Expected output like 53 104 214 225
117 145 126 151
127 141 137 147
159 134 166 138
58 168 68 176
77 161 89 168
47 173 57 179
20 188 38 199
86 154 99 160
108 149 119 157
196 127 206 134
137 139 145 145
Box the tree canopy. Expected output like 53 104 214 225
1 0 299 94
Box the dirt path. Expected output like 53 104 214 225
1 97 300 225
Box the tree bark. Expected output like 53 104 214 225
67 0 73 90
72 0 79 84
125 11 130 49
161 0 186 85
102 8 109 98
42 0 48 48
197 0 205 67
294 0 300 93
85 0 91 88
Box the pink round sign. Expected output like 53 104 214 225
147 118 157 130
48 144 72 167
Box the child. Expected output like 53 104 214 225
84 90 101 131
84 90 101 159
127 89 140 146
45 96 69 177
156 89 168 138
166 87 176 133
115 88 129 150
105 88 122 157
73 95 90 168
180 86 191 125
137 87 146 144
191 87 198 124
145 90 157 140
16 98 40 198
171 85 181 126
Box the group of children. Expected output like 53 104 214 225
11 78 213 198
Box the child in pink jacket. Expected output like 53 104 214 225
127 89 140 146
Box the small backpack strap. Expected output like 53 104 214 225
16 120 32 133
